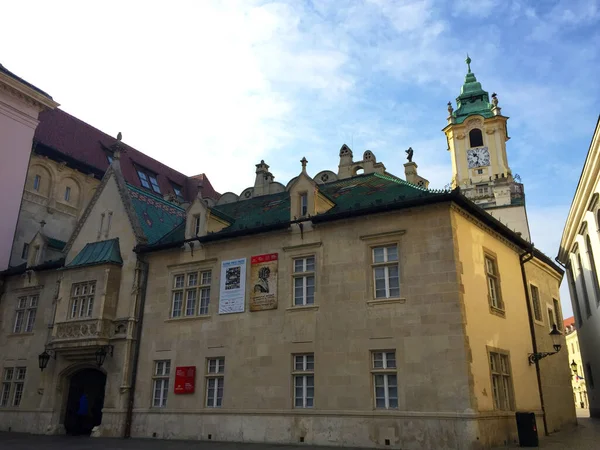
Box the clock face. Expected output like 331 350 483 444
467 147 490 168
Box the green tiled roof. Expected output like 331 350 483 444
47 237 66 251
211 191 290 232
127 184 186 244
67 238 122 268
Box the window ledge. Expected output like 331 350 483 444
165 315 211 323
7 332 34 338
367 298 406 306
489 306 506 318
286 305 319 312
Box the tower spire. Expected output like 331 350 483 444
466 54 472 73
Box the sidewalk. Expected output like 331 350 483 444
502 410 600 449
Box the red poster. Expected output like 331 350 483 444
174 366 196 394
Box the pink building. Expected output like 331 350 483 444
0 64 58 271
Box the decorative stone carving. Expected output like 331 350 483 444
55 319 110 340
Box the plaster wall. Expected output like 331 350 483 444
566 329 588 409
10 154 99 267
486 205 530 242
450 209 544 443
0 88 42 271
523 260 576 433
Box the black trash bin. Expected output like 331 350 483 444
515 412 539 447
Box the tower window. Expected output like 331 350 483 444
33 175 41 191
300 193 308 216
469 128 484 148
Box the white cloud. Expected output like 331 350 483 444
452 0 499 18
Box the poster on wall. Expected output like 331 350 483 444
218 258 247 314
250 253 278 311
174 366 196 394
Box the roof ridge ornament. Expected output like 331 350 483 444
466 54 472 73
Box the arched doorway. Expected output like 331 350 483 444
64 368 107 436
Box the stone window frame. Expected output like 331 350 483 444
69 281 96 320
529 283 544 326
586 363 595 390
371 244 400 300
33 174 41 192
553 298 563 330
283 243 322 311
292 353 314 408
0 366 27 408
487 347 515 411
584 231 600 306
21 243 29 260
371 350 398 410
205 357 225 408
13 294 39 334
482 248 504 317
546 302 557 332
168 261 215 320
292 255 316 307
152 360 170 408
299 191 308 217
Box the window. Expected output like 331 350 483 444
547 307 556 331
136 168 161 194
372 245 400 299
33 175 41 191
469 128 484 148
193 215 201 236
553 298 562 330
530 284 542 322
171 183 184 202
13 295 38 333
152 360 170 407
585 235 600 305
69 281 96 319
107 154 114 164
21 243 29 260
477 169 484 175
300 193 308 216
476 184 488 195
489 351 514 410
64 186 71 202
576 252 592 317
171 270 212 317
293 256 315 306
372 351 397 409
206 357 225 407
31 246 40 265
586 363 595 389
0 367 26 407
568 263 583 326
293 354 314 408
485 255 503 311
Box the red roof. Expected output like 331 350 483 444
33 109 218 201
564 316 575 329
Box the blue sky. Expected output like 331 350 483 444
2 0 599 316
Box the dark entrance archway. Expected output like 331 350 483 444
64 368 107 436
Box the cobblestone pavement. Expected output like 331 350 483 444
1 413 599 450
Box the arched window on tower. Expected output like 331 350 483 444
469 128 484 148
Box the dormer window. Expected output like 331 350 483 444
136 167 161 194
469 128 484 148
107 154 114 164
194 215 201 236
300 193 308 216
171 183 184 202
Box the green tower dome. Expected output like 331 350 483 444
452 56 494 124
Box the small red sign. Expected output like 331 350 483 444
251 253 278 264
174 366 196 394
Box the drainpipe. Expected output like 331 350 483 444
123 256 149 438
520 247 549 436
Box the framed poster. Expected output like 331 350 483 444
218 258 247 314
250 253 278 311
174 366 196 394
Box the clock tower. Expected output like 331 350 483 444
443 56 531 241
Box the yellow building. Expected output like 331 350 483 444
564 317 588 409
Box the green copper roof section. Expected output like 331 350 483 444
210 191 290 232
66 238 123 268
127 184 186 244
453 55 493 124
47 237 66 251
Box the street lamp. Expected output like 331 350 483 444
95 345 114 367
528 324 563 365
571 360 578 375
38 349 56 371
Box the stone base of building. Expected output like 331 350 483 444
129 410 537 449
0 410 54 434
